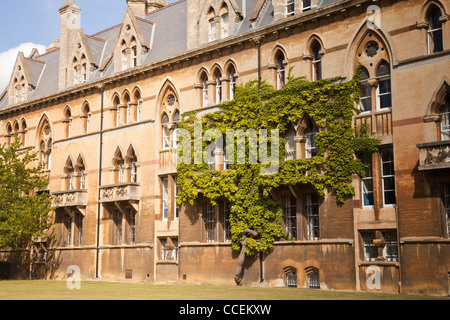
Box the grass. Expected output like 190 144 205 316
0 280 448 300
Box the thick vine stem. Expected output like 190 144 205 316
234 229 258 286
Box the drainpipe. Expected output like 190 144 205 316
257 39 264 283
95 84 105 279
258 41 261 90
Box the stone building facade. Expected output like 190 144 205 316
0 0 449 296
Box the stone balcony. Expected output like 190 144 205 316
417 140 450 171
99 182 140 204
52 190 88 208
354 109 392 144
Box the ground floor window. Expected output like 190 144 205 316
206 203 216 243
161 237 179 261
287 272 297 288
284 196 297 240
444 184 450 238
306 194 320 240
362 231 377 262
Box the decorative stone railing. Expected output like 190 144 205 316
99 183 140 203
52 190 88 208
417 140 450 171
355 109 392 137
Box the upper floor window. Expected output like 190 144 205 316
311 40 322 81
440 94 450 141
381 147 396 206
162 113 170 150
132 46 138 68
286 0 295 17
82 103 91 134
73 58 79 85
376 61 392 110
207 7 217 42
275 51 286 89
200 72 209 107
162 178 169 220
221 13 229 38
305 125 319 159
6 123 13 147
362 153 374 207
82 63 87 83
302 0 311 12
63 107 72 138
214 69 222 105
209 20 217 42
284 129 296 161
359 67 372 112
427 5 444 54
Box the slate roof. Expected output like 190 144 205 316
0 0 345 111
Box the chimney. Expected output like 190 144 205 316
59 0 81 90
127 0 147 18
146 0 166 14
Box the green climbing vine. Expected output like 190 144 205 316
176 70 380 256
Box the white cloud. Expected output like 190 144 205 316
0 43 47 93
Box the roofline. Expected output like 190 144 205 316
0 0 398 116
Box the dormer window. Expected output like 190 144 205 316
208 7 217 42
209 19 216 42
132 46 138 68
122 49 128 70
286 0 295 17
73 58 79 85
221 13 229 38
302 0 311 12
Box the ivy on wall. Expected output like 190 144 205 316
177 70 379 256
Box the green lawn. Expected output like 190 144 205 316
0 280 447 300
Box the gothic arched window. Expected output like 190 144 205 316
427 5 444 54
376 60 392 110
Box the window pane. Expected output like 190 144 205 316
378 80 392 109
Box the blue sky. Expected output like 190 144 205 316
0 0 129 52
0 0 180 91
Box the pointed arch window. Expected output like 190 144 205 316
76 156 87 189
73 58 79 85
427 6 444 54
221 13 229 38
275 51 286 90
82 103 91 134
113 149 125 184
311 40 322 81
134 89 142 122
162 113 170 150
376 61 392 110
305 124 319 159
201 72 209 108
40 141 46 169
64 107 72 138
20 119 27 146
173 110 181 150
214 69 222 104
48 139 52 170
6 123 12 147
359 67 372 112
441 94 450 141
284 129 296 161
126 146 139 183
64 158 75 191
228 65 237 101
